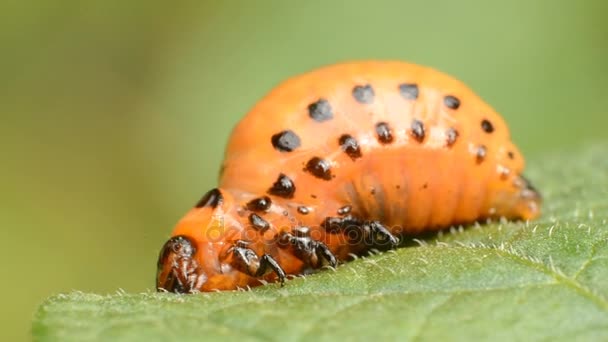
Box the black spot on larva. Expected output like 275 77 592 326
352 84 374 104
337 205 352 216
476 145 487 163
339 134 362 160
481 119 494 133
304 157 333 181
308 98 333 122
248 213 270 232
271 130 301 152
446 128 459 147
444 95 461 109
399 83 419 100
311 194 318 199
370 188 376 195
508 151 515 160
375 122 393 144
411 119 425 142
297 206 310 215
246 196 272 212
195 188 223 208
268 173 295 198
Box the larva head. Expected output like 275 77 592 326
156 188 250 293
156 235 203 293
156 188 297 292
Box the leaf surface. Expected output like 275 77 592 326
33 144 608 342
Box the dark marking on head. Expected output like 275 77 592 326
304 157 333 181
246 196 272 212
444 95 461 110
422 183 428 189
411 119 425 142
308 98 333 122
375 122 393 144
339 134 362 160
248 213 270 232
297 206 310 215
446 128 459 147
268 173 295 198
352 84 374 104
476 145 487 163
399 83 419 100
157 235 196 267
481 119 494 133
271 130 301 152
508 151 515 160
337 205 352 216
395 184 401 189
195 188 223 209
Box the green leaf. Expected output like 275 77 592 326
33 144 608 342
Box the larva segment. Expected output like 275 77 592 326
156 60 541 293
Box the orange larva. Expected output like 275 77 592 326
156 60 541 293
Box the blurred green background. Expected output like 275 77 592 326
1 0 607 340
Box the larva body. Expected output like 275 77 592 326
156 61 541 293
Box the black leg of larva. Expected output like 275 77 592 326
229 240 286 286
323 215 399 251
367 221 400 249
314 241 338 268
278 227 338 269
256 254 286 285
